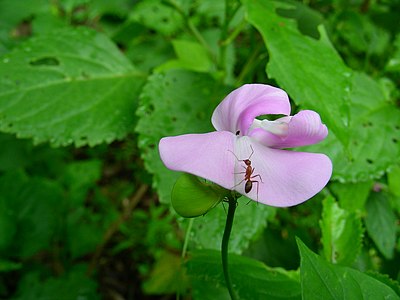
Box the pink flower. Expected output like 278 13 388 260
159 84 332 207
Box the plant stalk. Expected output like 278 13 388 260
221 194 238 300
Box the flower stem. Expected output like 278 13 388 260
221 194 238 300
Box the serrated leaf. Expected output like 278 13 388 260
244 0 351 146
135 69 228 203
191 199 276 254
365 191 397 259
320 196 363 266
187 249 301 300
297 238 399 300
366 271 400 297
0 27 145 146
171 174 226 218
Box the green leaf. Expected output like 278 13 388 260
388 165 400 198
0 27 145 146
366 271 400 297
330 181 373 213
305 72 400 182
157 39 213 73
386 33 400 72
336 12 389 56
297 238 400 300
171 174 226 218
0 171 64 258
143 251 187 295
66 207 104 259
62 159 102 206
129 0 184 36
187 249 301 300
13 265 99 300
135 69 228 203
191 199 276 254
0 0 50 31
0 259 22 272
320 196 363 266
365 191 397 259
244 0 351 146
0 196 16 253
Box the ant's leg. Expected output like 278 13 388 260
252 180 260 203
249 168 263 183
251 174 263 183
231 178 245 189
234 165 247 174
245 180 260 205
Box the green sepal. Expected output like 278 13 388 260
171 173 229 218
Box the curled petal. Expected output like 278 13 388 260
211 84 291 135
159 131 235 190
232 137 332 207
249 110 328 148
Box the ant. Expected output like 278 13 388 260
228 145 263 200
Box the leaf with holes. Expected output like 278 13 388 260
135 69 228 203
243 0 351 147
305 72 400 182
0 27 145 146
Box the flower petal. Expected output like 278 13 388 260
159 131 235 190
232 136 332 207
211 84 291 135
249 110 328 148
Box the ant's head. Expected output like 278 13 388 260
243 159 251 166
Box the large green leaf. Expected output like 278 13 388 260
365 191 397 260
0 27 145 146
320 196 363 266
297 238 399 300
243 0 351 146
135 69 228 203
187 249 301 300
311 72 400 181
244 0 400 182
